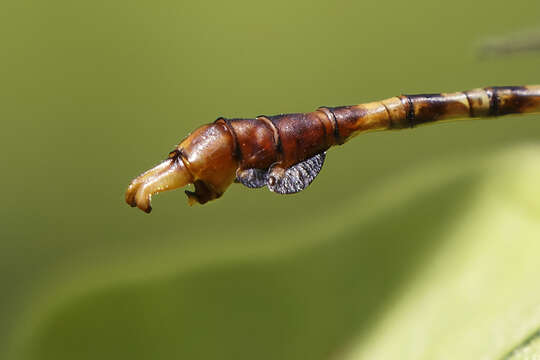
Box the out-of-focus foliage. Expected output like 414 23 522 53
1 0 540 359
19 147 540 360
507 331 540 360
343 147 540 360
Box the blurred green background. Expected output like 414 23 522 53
2 0 540 359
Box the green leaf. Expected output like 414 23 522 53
18 145 540 360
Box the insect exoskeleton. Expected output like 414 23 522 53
126 85 540 213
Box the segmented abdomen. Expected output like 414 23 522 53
215 86 540 174
324 85 540 142
222 111 337 170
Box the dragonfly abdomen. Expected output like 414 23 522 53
324 86 540 142
126 85 540 211
222 111 335 171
